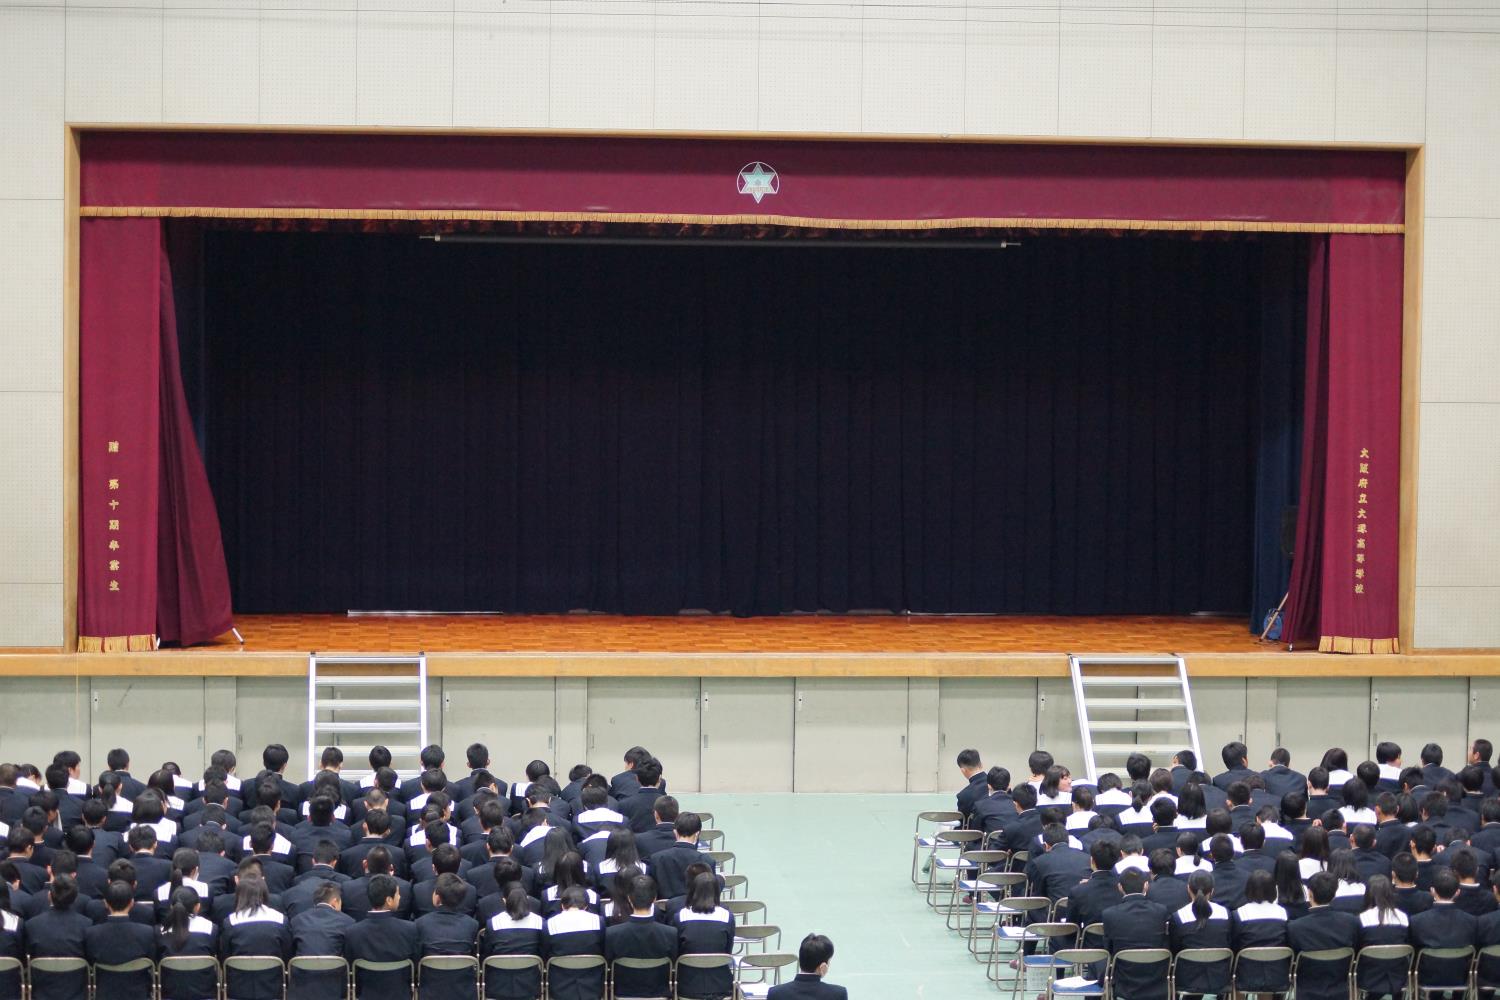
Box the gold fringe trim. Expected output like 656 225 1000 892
1318 635 1402 655
78 634 156 653
78 205 1406 234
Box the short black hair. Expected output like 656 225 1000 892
1269 748 1291 767
367 874 399 908
1422 743 1444 766
262 744 289 772
956 748 981 769
420 745 446 769
1222 742 1248 769
466 743 489 769
797 933 835 973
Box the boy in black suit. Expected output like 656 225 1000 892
768 933 847 1000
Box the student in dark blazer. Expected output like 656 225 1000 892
767 934 848 1000
543 887 607 1000
1356 876 1413 999
1002 784 1044 854
648 815 716 900
1410 870 1478 990
25 878 96 1000
1260 749 1307 801
1168 872 1232 997
1146 850 1192 915
288 882 355 1000
1287 872 1361 1000
218 875 291 1000
674 872 735 1000
1025 825 1090 902
415 874 482 1000
966 769 1015 839
617 760 667 834
1067 841 1122 945
1232 870 1292 993
606 875 678 999
158 886 219 1000
1101 869 1172 1000
1213 742 1256 792
345 875 421 1000
480 887 547 1000
954 749 987 820
84 880 159 1000
341 847 413 922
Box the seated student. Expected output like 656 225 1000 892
1256 807 1295 855
408 771 451 818
415 873 482 1000
219 874 290 1000
350 775 408 829
1391 851 1434 916
1095 772 1133 814
1375 742 1405 788
545 886 607 1000
610 748 653 799
288 881 355 1000
80 859 156 925
1410 869 1478 991
1455 767 1487 827
411 821 471 884
1146 848 1191 914
65 827 108 900
5 828 47 895
1213 742 1255 792
475 858 542 928
192 830 237 895
299 747 359 807
1168 871 1231 998
340 810 408 879
1260 748 1307 801
1326 850 1367 913
1174 832 1211 878
466 831 528 900
342 847 412 921
1232 870 1292 992
452 743 500 805
1350 824 1394 882
1141 800 1179 853
1081 814 1123 853
1174 784 1207 831
42 766 82 830
1279 792 1313 849
1115 783 1155 836
1274 852 1311 921
462 801 511 865
481 885 547 1000
1025 824 1090 902
1449 847 1499 915
954 749 987 821
457 778 502 834
573 784 627 843
542 853 600 919
124 825 173 900
1066 784 1099 833
85 880 159 1000
1001 783 1043 853
1206 835 1250 909
1226 783 1258 830
1167 751 1198 795
1356 875 1412 998
1372 792 1410 859
605 875 678 998
593 828 646 890
158 885 218 1000
768 933 847 1000
507 791 566 855
155 847 211 922
1102 868 1171 1000
601 864 642 926
1036 766 1072 809
675 872 735 1000
346 874 421 1000
81 799 125 867
649 814 716 900
293 794 352 864
413 845 478 918
618 759 667 835
256 743 301 811
560 765 594 808
1420 743 1456 791
1287 872 1360 1000
1473 800 1500 858
1321 810 1352 854
1305 768 1338 821
1421 792 1464 846
1339 779 1377 828
1237 823 1277 876
243 823 296 894
1114 835 1148 876
1477 871 1500 990
967 769 1015 837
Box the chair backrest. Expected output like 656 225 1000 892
1174 948 1234 965
698 829 725 848
289 955 349 974
419 954 480 977
734 924 782 949
916 810 964 828
95 958 157 975
723 899 767 921
737 952 798 974
1357 944 1415 964
1416 946 1476 983
977 871 1025 893
677 954 734 972
962 850 1010 867
936 830 984 848
1082 922 1105 941
1054 947 1109 968
1113 948 1172 966
160 955 221 975
695 812 716 827
29 957 89 973
1236 946 1294 963
721 874 749 897
482 954 544 974
225 955 287 974
996 896 1052 919
353 957 415 988
615 957 672 971
705 851 736 871
548 954 607 972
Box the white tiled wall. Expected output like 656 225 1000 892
2 0 1499 647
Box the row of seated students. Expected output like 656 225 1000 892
0 741 749 1000
947 739 1500 1000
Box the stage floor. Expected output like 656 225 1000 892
214 612 1266 654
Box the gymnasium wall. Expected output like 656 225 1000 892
2 4 1498 647
2 674 1497 794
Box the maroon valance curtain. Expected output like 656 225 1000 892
1283 234 1403 653
79 218 234 650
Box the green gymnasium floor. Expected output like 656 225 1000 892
691 793 998 1000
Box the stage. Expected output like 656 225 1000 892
2 614 1494 677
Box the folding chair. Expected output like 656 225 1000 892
29 957 90 1000
1290 946 1355 1000
1170 947 1233 999
959 870 1026 947
697 830 726 852
1047 947 1108 1000
980 895 1051 965
944 850 1011 930
1105 948 1173 1000
695 812 716 828
720 874 749 899
733 924 782 955
611 956 674 1000
289 955 350 1000
1230 944 1294 997
159 953 223 1000
674 954 735 1000
735 952 797 1000
548 954 608 1000
1353 943 1415 1000
705 851 736 875
94 957 159 999
1414 946 1475 999
991 921 1079 996
353 958 414 1000
924 830 985 908
912 810 964 883
0 956 22 1000
481 953 544 1000
419 954 480 999
722 899 767 926
224 955 288 999
1473 943 1500 994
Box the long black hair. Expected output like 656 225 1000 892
165 886 200 950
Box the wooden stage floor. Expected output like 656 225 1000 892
217 613 1266 654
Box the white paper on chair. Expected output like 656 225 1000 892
1053 975 1100 989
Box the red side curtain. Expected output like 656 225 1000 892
1284 233 1403 652
79 218 234 649
156 231 235 646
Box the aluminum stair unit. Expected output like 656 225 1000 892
1070 655 1202 784
306 653 429 782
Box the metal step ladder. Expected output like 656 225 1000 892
1070 655 1202 784
306 653 429 782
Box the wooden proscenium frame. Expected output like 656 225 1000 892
50 125 1426 664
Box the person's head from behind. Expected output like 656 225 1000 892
956 748 981 776
687 870 719 913
1117 869 1148 895
1222 741 1248 770
1307 870 1338 907
466 743 489 770
1027 751 1054 779
797 933 835 977
674 812 702 842
986 767 1011 793
367 873 399 912
1126 753 1151 782
1376 741 1402 766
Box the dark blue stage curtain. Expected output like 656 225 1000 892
195 231 1304 617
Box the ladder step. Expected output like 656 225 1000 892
1087 720 1192 733
313 721 422 733
314 675 422 686
1081 698 1187 710
311 699 423 711
1077 676 1181 687
1091 743 1190 756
